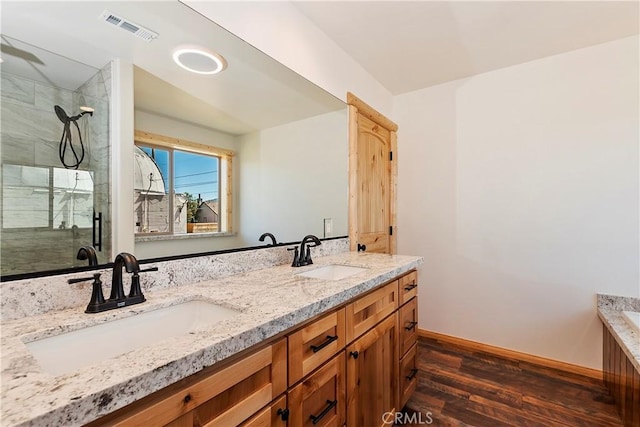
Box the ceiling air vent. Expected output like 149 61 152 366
99 10 158 42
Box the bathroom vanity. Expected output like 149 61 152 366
597 295 640 427
0 252 423 426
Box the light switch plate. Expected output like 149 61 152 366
324 218 333 237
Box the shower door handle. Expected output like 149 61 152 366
93 211 102 252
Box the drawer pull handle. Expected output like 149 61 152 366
183 394 192 404
405 321 418 331
277 408 289 421
406 368 419 380
350 350 359 359
404 283 417 291
310 399 337 425
310 335 338 353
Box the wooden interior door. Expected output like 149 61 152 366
347 93 398 254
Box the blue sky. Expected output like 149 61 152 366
141 147 219 201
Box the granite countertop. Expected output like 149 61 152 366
597 294 640 373
1 252 423 427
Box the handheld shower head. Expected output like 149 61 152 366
54 105 69 123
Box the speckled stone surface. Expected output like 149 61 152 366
597 294 640 373
1 251 422 427
0 238 349 321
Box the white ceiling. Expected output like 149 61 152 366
293 1 640 95
1 1 344 135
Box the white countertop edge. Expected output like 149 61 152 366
597 308 640 374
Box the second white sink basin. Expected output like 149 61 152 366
25 300 240 376
297 264 368 281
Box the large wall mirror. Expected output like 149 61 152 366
1 1 347 278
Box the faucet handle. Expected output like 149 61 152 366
74 273 106 314
68 273 101 284
128 267 156 300
288 246 300 267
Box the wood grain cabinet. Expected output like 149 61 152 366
288 309 345 386
240 396 288 427
398 271 417 306
399 298 417 357
398 343 418 409
346 313 398 427
346 281 398 343
288 352 346 427
397 272 418 413
87 270 419 427
86 339 287 427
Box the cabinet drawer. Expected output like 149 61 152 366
399 343 418 410
102 339 287 427
398 271 418 306
346 281 398 343
289 352 346 427
240 395 288 427
399 297 417 357
289 309 345 386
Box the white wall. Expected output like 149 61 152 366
238 110 348 245
394 36 640 369
182 1 393 116
133 110 244 258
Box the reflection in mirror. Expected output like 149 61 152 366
1 1 347 277
1 33 111 276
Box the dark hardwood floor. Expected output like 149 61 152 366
402 337 623 426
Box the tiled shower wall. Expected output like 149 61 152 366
0 63 112 275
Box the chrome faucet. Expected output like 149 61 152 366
259 232 278 246
76 245 98 266
289 235 322 267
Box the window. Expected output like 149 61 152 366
134 131 233 236
2 164 94 230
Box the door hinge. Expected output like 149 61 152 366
390 226 393 236
390 151 393 161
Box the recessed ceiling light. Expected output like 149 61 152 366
172 46 227 75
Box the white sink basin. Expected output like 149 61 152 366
622 310 640 333
297 264 368 281
25 300 240 376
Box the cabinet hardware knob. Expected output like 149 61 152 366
357 243 366 252
310 335 338 353
183 394 191 404
277 408 289 421
309 399 337 425
406 368 419 380
350 350 359 359
405 321 418 331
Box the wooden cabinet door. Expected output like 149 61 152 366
346 313 398 427
289 352 346 427
289 308 345 386
398 298 418 358
347 93 398 255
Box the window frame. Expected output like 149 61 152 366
133 130 234 237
